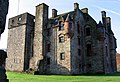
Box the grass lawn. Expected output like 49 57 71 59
7 72 120 82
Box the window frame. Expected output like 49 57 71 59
60 52 65 60
59 21 64 31
59 36 64 43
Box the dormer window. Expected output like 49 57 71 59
59 21 64 31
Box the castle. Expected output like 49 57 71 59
6 3 117 75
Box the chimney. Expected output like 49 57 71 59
52 9 57 18
33 3 49 69
74 3 79 10
81 8 88 14
106 17 111 24
101 11 106 27
106 17 111 29
101 11 106 18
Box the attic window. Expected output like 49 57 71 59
18 17 22 21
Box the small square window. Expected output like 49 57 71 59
59 36 64 43
18 17 22 21
12 20 14 23
60 53 65 60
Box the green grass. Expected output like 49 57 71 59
7 72 120 82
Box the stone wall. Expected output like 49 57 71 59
6 13 34 71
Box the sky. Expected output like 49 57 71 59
0 0 120 53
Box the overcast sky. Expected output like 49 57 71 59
0 0 120 53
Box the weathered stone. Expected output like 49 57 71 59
6 2 117 75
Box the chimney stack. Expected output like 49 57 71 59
52 9 57 18
106 17 111 29
74 3 79 10
101 11 106 28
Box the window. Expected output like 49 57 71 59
105 46 108 56
60 53 65 60
78 37 80 45
87 64 92 68
18 17 22 21
47 57 50 65
77 22 80 34
87 44 91 56
86 28 90 36
47 44 50 52
59 21 64 30
12 20 14 23
78 49 81 56
59 36 64 43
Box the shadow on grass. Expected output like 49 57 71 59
77 72 120 76
33 72 120 76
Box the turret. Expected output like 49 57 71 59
64 14 73 38
64 14 70 33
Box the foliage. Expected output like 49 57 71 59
7 72 120 82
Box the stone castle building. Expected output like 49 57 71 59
6 3 117 74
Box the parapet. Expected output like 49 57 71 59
8 12 35 29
